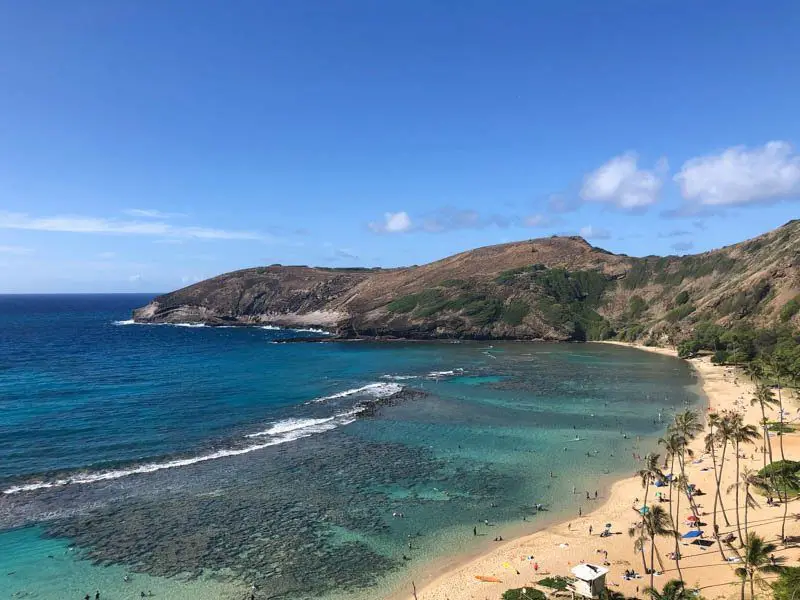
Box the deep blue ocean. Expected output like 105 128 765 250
0 294 702 600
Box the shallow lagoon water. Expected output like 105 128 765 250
0 295 701 599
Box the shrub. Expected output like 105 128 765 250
757 460 800 494
665 304 696 323
677 339 702 358
674 290 690 306
779 295 800 322
628 295 647 318
538 576 569 591
502 588 547 600
772 566 800 600
711 349 730 364
387 295 419 313
502 300 530 325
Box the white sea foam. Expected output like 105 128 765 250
380 374 420 381
245 417 336 438
426 368 465 378
112 319 136 325
261 325 282 330
312 382 403 403
3 409 363 495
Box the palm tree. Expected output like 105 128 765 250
658 433 682 524
726 532 784 600
704 412 730 535
750 385 778 467
643 505 675 591
766 357 788 464
643 579 691 600
669 411 702 520
729 415 761 545
637 453 664 516
727 468 763 539
628 521 649 576
670 473 689 582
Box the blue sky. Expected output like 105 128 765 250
1 1 799 293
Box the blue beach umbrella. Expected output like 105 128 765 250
638 506 650 515
654 480 666 487
681 530 703 539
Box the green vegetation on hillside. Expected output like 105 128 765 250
676 323 800 376
623 254 737 290
780 295 800 322
386 266 615 339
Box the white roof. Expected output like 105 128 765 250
571 564 609 581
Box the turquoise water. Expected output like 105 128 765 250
0 295 701 599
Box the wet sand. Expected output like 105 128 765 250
401 342 799 600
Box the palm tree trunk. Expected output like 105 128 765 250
734 440 744 546
777 386 786 463
650 532 656 590
781 483 789 542
749 573 755 600
740 576 746 600
743 483 749 538
638 542 648 575
759 402 773 465
717 440 732 526
673 482 684 582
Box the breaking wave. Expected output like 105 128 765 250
312 382 403 403
3 409 364 495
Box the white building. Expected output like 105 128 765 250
568 564 608 599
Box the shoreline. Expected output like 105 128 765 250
401 341 799 600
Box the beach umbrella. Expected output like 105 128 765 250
638 506 650 515
686 515 699 522
681 530 703 539
654 480 665 487
605 523 612 529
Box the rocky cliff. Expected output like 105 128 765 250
133 220 800 342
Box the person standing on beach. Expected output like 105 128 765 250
589 525 593 535
578 507 582 516
473 526 477 536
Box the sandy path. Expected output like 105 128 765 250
400 343 799 600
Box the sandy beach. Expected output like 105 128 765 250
404 342 799 600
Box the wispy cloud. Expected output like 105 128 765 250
0 211 267 241
0 245 33 255
581 153 667 210
671 241 694 253
675 141 800 206
122 208 186 219
658 229 691 238
369 207 555 234
578 225 612 240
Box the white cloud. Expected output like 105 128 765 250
97 251 117 259
0 211 266 241
578 225 611 240
123 208 185 219
674 141 800 206
581 153 666 209
0 245 33 255
128 274 142 282
368 211 412 233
